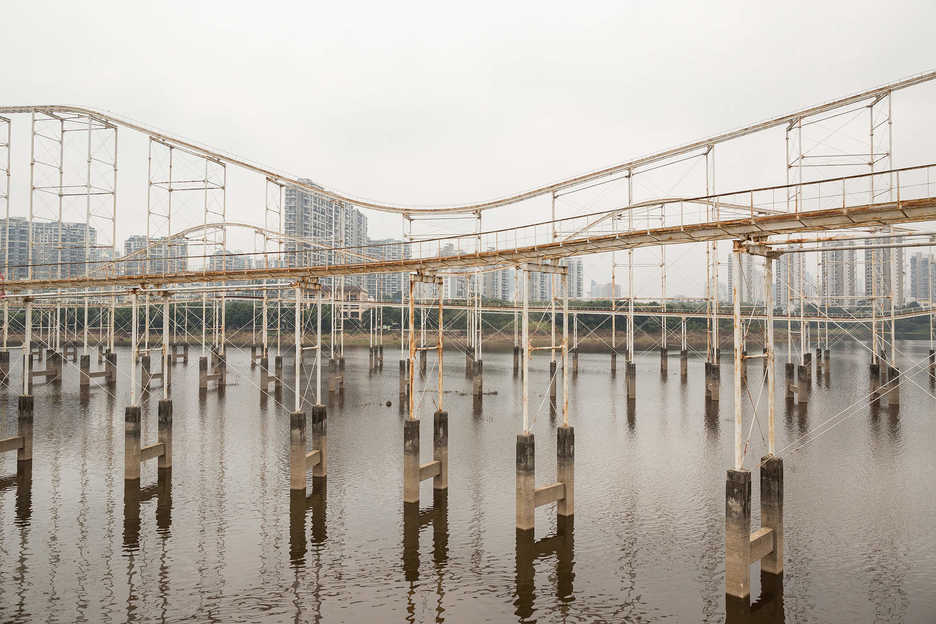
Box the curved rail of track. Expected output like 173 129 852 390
2 70 933 215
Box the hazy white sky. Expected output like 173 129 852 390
4 0 936 295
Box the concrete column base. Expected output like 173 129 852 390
124 406 142 481
158 399 173 470
259 355 270 388
572 350 578 377
0 350 9 385
760 455 783 575
433 410 447 491
796 365 809 404
473 360 484 400
17 395 33 464
399 359 408 398
610 351 617 376
141 355 152 393
680 350 688 378
311 404 327 479
403 418 420 504
198 356 208 391
106 352 117 386
886 366 900 408
706 363 720 402
549 361 557 407
290 411 307 491
557 425 574 517
513 346 520 376
725 469 752 599
660 348 668 374
79 354 91 390
625 362 636 400
516 432 535 531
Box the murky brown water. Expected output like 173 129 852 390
1 339 934 623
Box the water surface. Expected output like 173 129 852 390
0 340 934 622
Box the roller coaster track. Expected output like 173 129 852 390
2 70 934 215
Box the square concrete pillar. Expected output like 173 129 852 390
419 350 426 376
124 406 142 481
513 346 520 376
260 355 270 388
106 352 117 386
572 350 578 377
17 395 33 463
0 350 9 385
274 356 283 392
516 432 535 532
549 360 557 406
707 364 720 402
80 354 91 389
473 360 483 399
760 455 783 575
680 349 688 378
886 366 900 407
725 468 752 599
625 362 636 400
158 400 173 470
311 404 327 479
403 419 420 504
51 351 62 383
141 354 152 392
433 410 448 491
399 359 408 398
660 347 668 374
557 425 574 518
610 351 617 376
290 411 307 491
796 365 809 405
198 356 208 390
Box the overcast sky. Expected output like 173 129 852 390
4 0 936 296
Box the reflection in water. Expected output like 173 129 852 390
289 480 327 566
514 516 574 622
725 572 785 624
1 344 934 621
796 402 808 435
704 399 719 438
123 469 172 623
123 470 173 550
8 463 32 624
402 491 449 623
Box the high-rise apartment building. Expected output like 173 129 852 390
1 217 97 280
364 238 411 301
482 266 516 301
821 241 857 308
726 253 762 304
209 249 252 272
284 178 367 289
864 238 905 306
123 235 188 275
909 252 936 302
774 250 804 312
